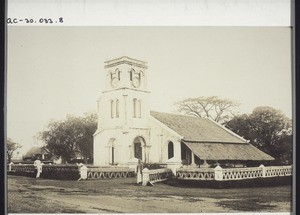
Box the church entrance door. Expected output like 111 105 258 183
133 136 146 161
134 142 142 160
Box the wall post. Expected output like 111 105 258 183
166 157 182 176
214 165 223 181
259 164 266 178
142 168 150 186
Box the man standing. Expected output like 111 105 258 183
33 159 43 178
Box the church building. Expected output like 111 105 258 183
93 56 273 167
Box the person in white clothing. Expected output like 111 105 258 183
33 159 43 178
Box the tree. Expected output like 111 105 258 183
6 138 22 163
39 112 97 163
225 106 292 164
175 96 240 122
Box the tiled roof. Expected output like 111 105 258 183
184 141 274 161
150 111 245 143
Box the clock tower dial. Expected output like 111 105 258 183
132 77 140 88
111 78 119 88
104 56 148 91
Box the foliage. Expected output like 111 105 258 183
225 106 292 164
175 96 240 122
6 138 22 163
39 112 97 163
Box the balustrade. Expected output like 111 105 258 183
176 168 215 180
87 167 135 179
265 166 292 177
221 167 263 180
176 165 292 181
141 168 173 186
8 163 292 182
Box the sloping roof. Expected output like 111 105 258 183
184 141 274 161
23 146 49 158
151 111 274 161
150 111 245 143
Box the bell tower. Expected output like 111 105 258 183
94 56 151 166
103 56 148 91
97 56 150 131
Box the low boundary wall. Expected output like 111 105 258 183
141 168 173 186
176 165 292 181
87 166 135 179
7 163 135 180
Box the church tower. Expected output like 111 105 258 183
94 56 151 166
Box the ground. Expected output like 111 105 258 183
8 175 292 213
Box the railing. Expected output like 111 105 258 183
8 163 81 180
141 168 173 186
221 167 263 180
176 165 292 181
87 166 135 179
9 164 35 173
7 163 134 180
176 168 215 180
265 166 292 177
42 165 79 173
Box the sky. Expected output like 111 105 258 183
7 27 292 156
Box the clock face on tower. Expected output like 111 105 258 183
111 78 119 88
132 77 140 88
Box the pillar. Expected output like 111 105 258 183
166 157 182 176
173 140 181 160
191 152 196 167
214 165 223 181
259 164 266 178
142 168 150 186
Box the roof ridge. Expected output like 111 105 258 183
150 110 209 120
207 118 247 143
182 140 247 144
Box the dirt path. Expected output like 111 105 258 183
8 175 292 213
43 192 231 213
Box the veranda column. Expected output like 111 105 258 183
173 139 181 160
191 152 196 166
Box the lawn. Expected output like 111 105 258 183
7 175 292 213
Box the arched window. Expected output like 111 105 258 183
110 100 115 118
133 98 137 118
133 99 141 118
111 99 119 118
168 141 174 159
108 138 117 165
137 100 141 118
116 99 119 118
138 72 141 81
117 70 121 81
130 69 135 81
